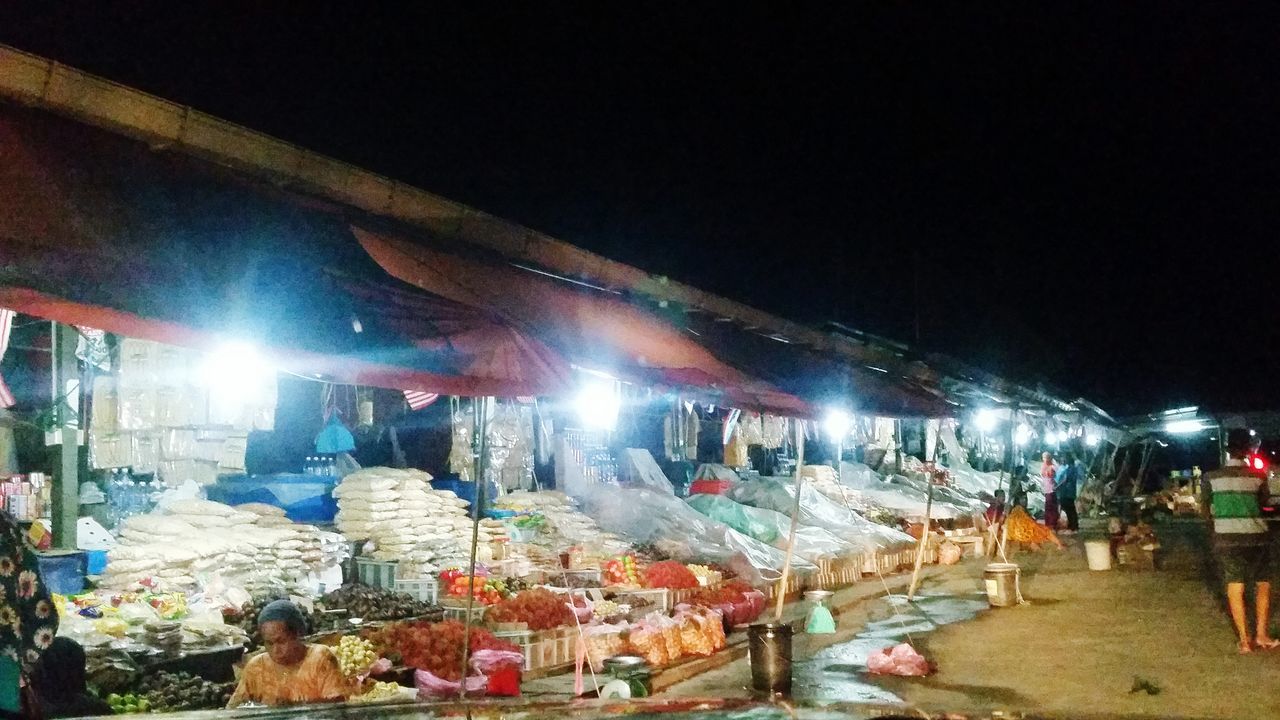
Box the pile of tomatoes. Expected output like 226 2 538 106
643 560 700 589
484 588 575 630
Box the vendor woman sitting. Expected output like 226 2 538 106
226 600 351 708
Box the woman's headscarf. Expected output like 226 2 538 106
257 600 307 636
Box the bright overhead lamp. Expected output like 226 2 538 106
1014 424 1033 446
974 409 998 433
575 378 621 432
822 408 853 441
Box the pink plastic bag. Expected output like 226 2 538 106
470 649 525 674
865 643 931 676
414 669 489 699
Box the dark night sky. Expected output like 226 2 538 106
3 3 1279 416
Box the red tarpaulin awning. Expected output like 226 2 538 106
0 104 570 397
353 226 812 416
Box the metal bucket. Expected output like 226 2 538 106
747 622 793 694
982 562 1019 608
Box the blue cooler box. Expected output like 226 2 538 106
207 473 338 523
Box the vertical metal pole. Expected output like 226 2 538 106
459 396 491 700
51 322 80 550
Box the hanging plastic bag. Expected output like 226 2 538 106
315 414 356 454
470 650 524 697
414 669 488 699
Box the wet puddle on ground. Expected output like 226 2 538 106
790 592 989 702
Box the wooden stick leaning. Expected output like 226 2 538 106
905 482 934 601
773 421 806 621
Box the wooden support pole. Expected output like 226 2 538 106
773 420 805 621
906 483 934 601
51 322 80 550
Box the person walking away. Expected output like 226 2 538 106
1055 453 1081 533
1205 435 1277 654
1040 452 1059 529
984 489 1007 526
29 638 111 718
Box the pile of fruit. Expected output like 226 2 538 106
591 599 623 620
320 584 442 621
443 573 508 605
686 564 715 583
335 635 379 677
106 692 149 714
603 554 643 586
686 579 766 625
134 671 235 712
350 681 404 703
484 588 575 630
643 560 700 589
367 620 518 681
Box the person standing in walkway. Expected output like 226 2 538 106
1040 451 1059 529
1205 435 1277 654
1054 452 1081 533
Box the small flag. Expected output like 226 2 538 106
404 390 440 411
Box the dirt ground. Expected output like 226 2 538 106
665 519 1280 719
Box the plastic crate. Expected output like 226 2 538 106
615 588 669 614
207 473 338 523
355 558 398 589
493 629 536 671
393 578 438 604
440 602 488 623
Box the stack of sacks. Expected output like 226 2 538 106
333 468 402 540
369 470 434 564
104 507 258 591
104 514 204 590
335 467 477 577
162 499 313 588
234 503 332 576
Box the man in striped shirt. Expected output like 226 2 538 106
1205 435 1276 654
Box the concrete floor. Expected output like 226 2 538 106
666 518 1280 719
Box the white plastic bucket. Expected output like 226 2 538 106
983 563 1019 607
1085 540 1112 571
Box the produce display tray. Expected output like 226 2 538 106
613 588 670 614
132 644 246 683
669 580 720 607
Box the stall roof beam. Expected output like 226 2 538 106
0 44 920 384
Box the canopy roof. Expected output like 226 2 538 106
0 104 570 397
354 226 811 416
